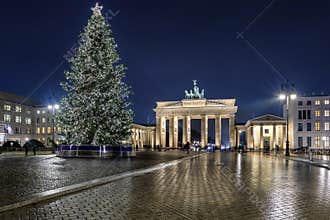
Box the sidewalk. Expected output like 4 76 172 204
267 152 330 170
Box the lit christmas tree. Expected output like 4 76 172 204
57 3 133 146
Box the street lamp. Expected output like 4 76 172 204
48 104 59 148
279 85 297 157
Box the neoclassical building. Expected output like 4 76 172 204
239 114 287 150
131 123 155 148
154 81 238 148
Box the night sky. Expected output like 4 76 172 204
1 0 329 124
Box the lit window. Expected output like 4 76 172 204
36 127 40 134
325 100 330 105
25 118 32 125
27 110 31 114
15 116 21 123
315 122 321 131
47 127 51 134
325 123 330 131
315 136 321 147
42 127 45 134
4 114 11 122
57 127 62 133
15 106 21 113
37 110 40 114
3 104 11 111
315 110 321 117
42 110 46 114
42 118 46 123
324 137 330 148
325 110 330 117
315 100 321 105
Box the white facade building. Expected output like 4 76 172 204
287 95 330 149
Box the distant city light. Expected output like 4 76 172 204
48 104 60 110
279 94 286 100
290 94 297 100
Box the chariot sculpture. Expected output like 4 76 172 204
185 80 205 99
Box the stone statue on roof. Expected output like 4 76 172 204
185 80 205 99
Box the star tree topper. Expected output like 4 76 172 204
91 2 103 16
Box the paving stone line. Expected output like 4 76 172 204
0 153 202 213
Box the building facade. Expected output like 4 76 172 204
154 81 238 148
0 91 155 147
131 123 155 148
243 114 286 150
287 95 330 149
0 91 37 145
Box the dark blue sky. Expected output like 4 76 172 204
1 0 329 123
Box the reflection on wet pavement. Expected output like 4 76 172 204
0 151 191 206
1 152 330 219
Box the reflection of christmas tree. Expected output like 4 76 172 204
57 3 133 146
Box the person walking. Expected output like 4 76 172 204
186 142 190 154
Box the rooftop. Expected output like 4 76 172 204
0 91 41 107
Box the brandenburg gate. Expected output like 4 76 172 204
154 81 238 148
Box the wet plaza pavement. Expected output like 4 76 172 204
0 150 192 207
1 152 330 219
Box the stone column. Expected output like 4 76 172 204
173 116 178 148
251 126 255 149
141 130 145 147
151 131 155 148
236 130 240 147
156 117 161 146
201 115 208 147
132 128 136 147
186 116 191 144
272 124 276 150
229 116 235 147
259 125 264 150
215 116 222 147
137 130 140 148
169 117 174 148
182 117 187 144
282 125 286 150
248 127 250 148
161 117 166 148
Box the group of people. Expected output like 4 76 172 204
183 142 191 153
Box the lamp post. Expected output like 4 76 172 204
48 104 59 149
279 88 297 157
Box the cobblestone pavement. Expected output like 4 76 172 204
0 150 192 206
2 152 330 219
